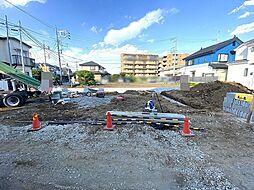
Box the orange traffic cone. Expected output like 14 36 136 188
104 112 114 130
31 112 41 131
181 117 194 137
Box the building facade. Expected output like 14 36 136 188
227 39 254 89
79 61 110 82
121 53 159 77
158 53 189 76
0 37 35 76
182 36 243 82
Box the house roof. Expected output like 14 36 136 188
79 61 105 69
236 38 254 49
0 36 32 48
183 36 243 60
209 63 228 69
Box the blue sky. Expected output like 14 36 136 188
0 0 254 73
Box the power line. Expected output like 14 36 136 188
4 0 55 29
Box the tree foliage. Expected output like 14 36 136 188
75 70 96 86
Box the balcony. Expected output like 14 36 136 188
12 55 35 67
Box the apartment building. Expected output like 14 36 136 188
121 53 159 77
158 53 188 76
0 37 35 76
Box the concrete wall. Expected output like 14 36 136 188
0 40 8 63
181 63 227 81
227 63 254 89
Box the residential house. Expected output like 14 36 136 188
121 53 159 77
227 39 254 89
79 61 110 82
36 63 73 82
0 36 35 77
158 53 189 77
182 36 243 82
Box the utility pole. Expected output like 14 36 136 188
43 43 47 64
56 27 63 84
5 15 13 67
170 37 177 78
19 20 25 74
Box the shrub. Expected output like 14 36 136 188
75 70 96 86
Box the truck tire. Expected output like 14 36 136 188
3 94 25 107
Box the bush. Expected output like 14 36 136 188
32 68 42 81
75 70 96 86
110 74 121 82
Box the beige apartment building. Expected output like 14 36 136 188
158 53 189 76
121 53 159 77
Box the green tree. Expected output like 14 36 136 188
110 74 120 82
32 68 42 81
75 70 96 86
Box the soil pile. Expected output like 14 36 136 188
161 81 252 110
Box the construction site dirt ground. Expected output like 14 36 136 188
0 92 254 189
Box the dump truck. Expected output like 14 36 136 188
0 61 41 107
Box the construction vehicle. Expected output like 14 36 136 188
0 61 41 107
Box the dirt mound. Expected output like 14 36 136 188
161 81 252 110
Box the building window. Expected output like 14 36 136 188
90 66 96 70
218 54 228 62
244 68 248 77
188 60 193 66
251 47 254 52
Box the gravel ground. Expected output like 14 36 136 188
70 95 114 108
0 123 238 190
0 93 254 189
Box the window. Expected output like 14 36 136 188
188 60 193 66
90 66 96 70
218 54 228 62
232 41 236 46
244 68 248 77
251 47 254 52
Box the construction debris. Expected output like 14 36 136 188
161 81 252 110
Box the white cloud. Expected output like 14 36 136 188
104 8 166 46
167 8 179 15
124 15 132 19
63 44 148 74
229 0 254 14
90 26 102 34
147 39 155 43
238 11 253 18
231 21 254 35
0 0 46 7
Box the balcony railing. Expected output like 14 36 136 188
12 55 35 67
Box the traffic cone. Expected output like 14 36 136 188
104 112 114 130
31 112 41 131
181 117 195 137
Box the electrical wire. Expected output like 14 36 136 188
4 0 55 29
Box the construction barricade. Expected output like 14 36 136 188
223 92 253 121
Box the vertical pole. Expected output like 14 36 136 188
5 15 13 67
19 20 25 74
247 95 254 124
43 44 47 64
173 37 177 78
56 27 62 84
